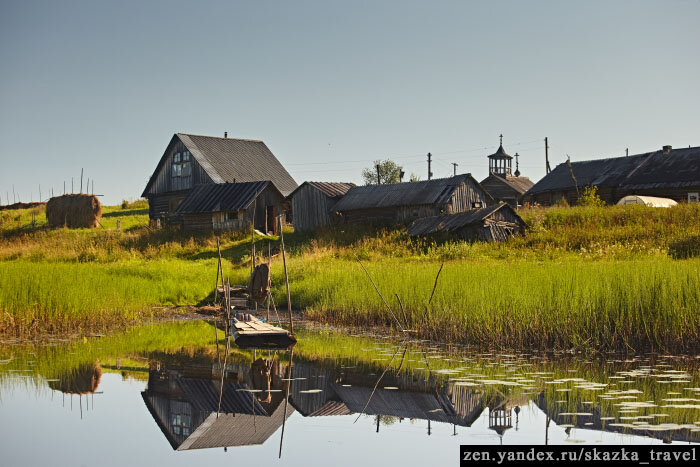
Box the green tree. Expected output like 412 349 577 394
578 186 606 207
362 159 403 185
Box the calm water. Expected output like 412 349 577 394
0 321 698 466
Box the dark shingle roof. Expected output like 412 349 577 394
481 174 534 195
143 133 298 196
526 146 700 195
332 174 491 212
407 204 521 236
287 181 356 199
488 144 512 160
174 181 277 214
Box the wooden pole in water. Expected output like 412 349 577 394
278 347 294 459
278 216 293 335
266 241 271 321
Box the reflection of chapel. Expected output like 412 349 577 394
480 135 534 208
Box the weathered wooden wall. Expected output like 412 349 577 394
146 140 212 196
480 178 520 207
337 178 491 226
448 179 492 212
290 185 335 233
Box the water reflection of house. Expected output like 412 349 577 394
142 359 293 450
534 394 698 444
288 361 486 428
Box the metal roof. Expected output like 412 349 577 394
406 204 522 236
332 174 490 212
174 181 276 214
287 181 356 200
142 133 298 197
526 146 700 195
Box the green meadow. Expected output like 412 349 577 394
1 201 699 351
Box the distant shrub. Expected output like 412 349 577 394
578 186 606 207
120 199 148 210
668 235 700 259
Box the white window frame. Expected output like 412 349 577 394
688 192 699 203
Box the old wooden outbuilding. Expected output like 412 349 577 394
407 203 526 242
524 145 700 206
142 133 297 222
480 139 534 208
174 181 285 233
330 174 493 226
287 181 355 232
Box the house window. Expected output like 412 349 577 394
472 201 483 209
224 211 241 222
171 413 191 436
689 193 699 203
172 151 191 178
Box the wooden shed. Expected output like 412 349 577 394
524 145 700 206
142 133 297 223
331 174 493 226
407 203 526 242
174 181 285 233
287 181 355 232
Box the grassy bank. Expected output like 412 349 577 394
1 202 699 350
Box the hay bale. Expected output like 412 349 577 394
46 194 102 228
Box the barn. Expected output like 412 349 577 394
141 133 297 223
406 203 526 242
330 174 493 226
174 181 285 233
524 145 700 206
287 182 355 232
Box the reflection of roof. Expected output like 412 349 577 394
288 182 355 199
332 174 492 211
142 373 293 450
332 384 457 423
178 402 292 450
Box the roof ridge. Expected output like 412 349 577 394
177 132 264 143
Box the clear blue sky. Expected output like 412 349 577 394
1 0 698 204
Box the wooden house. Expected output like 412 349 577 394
407 203 526 242
287 181 355 232
174 181 285 233
141 133 297 222
524 145 700 206
330 174 493 226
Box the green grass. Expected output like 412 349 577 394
1 201 699 351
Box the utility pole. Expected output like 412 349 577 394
427 153 433 180
72 178 74 194
376 164 381 185
12 184 16 203
545 137 551 174
39 184 42 202
80 168 84 193
451 162 458 176
625 148 629 157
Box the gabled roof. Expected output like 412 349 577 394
406 204 523 237
526 146 700 196
142 133 298 197
287 181 356 200
332 174 492 212
174 181 280 214
481 174 534 195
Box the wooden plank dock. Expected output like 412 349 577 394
229 313 296 349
